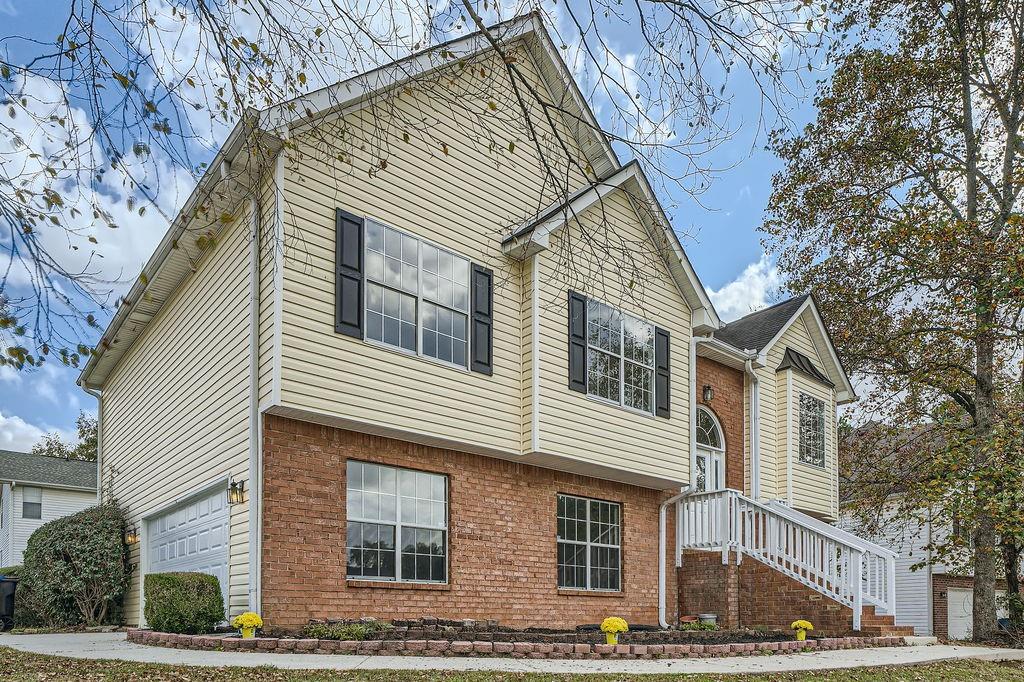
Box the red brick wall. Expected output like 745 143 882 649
696 357 745 492
931 574 1009 641
678 550 739 627
261 415 678 631
678 550 856 636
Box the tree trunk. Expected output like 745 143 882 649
1004 540 1023 629
972 293 999 640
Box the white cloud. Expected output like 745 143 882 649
708 255 781 322
0 411 74 453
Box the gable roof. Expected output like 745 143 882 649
79 13 624 389
0 450 97 491
714 294 856 403
501 160 721 329
714 294 810 353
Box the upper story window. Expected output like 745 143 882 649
798 393 826 467
586 299 655 413
364 220 471 368
346 461 448 583
556 493 621 591
22 486 42 520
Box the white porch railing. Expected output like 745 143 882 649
678 489 897 631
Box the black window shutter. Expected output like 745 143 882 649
335 208 364 338
568 291 587 393
470 264 493 375
655 327 671 418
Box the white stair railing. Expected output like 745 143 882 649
678 489 897 631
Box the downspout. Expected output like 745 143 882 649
743 359 760 500
81 386 102 503
530 252 540 452
246 197 262 613
659 486 692 628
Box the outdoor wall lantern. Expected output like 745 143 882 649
124 526 139 545
702 384 714 403
228 479 246 505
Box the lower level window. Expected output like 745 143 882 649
556 494 621 591
346 461 448 583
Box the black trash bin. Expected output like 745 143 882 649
0 576 17 631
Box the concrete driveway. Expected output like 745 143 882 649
2 631 1023 674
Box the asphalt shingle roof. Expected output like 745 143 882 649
714 294 810 353
0 449 97 489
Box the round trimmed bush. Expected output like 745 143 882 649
21 502 129 626
144 572 224 634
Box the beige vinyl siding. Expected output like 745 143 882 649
275 48 588 455
99 205 254 624
762 315 839 518
521 256 535 453
751 363 780 501
257 171 279 407
534 189 691 483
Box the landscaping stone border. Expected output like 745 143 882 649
127 629 907 659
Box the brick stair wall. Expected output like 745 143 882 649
679 550 912 637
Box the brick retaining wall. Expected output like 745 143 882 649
126 628 906 658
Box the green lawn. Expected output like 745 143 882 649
0 647 1022 681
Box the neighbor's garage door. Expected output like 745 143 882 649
947 587 1008 640
147 488 230 611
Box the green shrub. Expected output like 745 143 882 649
21 502 130 626
143 572 224 634
302 620 391 640
680 621 718 631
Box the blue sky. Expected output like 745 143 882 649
0 0 815 450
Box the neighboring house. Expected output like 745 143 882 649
0 449 98 566
78 13 900 635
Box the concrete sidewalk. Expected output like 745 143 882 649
3 632 1023 674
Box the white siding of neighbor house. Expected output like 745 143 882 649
751 314 839 519
2 485 96 566
841 505 935 636
533 189 692 482
98 203 255 625
0 483 11 566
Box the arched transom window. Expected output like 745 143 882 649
695 407 724 491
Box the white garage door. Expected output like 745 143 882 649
947 587 1008 640
147 488 230 611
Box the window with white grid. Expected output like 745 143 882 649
586 299 654 413
798 393 826 467
556 494 621 591
364 220 470 367
346 461 448 583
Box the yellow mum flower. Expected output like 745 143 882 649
232 612 264 629
790 620 814 631
600 617 629 634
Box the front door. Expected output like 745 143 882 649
695 449 723 492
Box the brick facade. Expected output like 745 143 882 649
261 415 678 631
678 550 879 636
931 574 1010 641
695 357 745 492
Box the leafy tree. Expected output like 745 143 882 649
765 0 1024 639
0 0 821 372
30 412 97 462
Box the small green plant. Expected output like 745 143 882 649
143 573 224 635
301 620 391 640
679 621 718 631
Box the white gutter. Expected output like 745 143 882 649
659 486 692 628
81 386 102 503
744 359 760 500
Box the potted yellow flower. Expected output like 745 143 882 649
600 617 629 645
232 612 263 639
790 619 814 641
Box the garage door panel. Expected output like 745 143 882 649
147 488 230 612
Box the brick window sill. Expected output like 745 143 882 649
346 580 451 591
557 589 625 598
